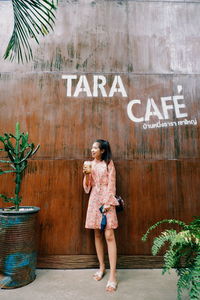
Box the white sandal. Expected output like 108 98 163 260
106 281 118 292
93 270 106 281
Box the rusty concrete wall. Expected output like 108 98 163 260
0 0 199 266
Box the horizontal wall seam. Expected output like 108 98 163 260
1 158 198 162
126 0 200 3
1 72 200 76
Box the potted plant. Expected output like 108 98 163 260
142 217 200 300
0 122 40 289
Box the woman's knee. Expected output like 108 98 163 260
94 229 102 239
105 229 115 242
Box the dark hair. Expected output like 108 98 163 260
95 139 112 165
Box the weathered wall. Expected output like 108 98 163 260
0 0 199 267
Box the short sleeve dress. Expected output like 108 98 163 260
83 159 119 229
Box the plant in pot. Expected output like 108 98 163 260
0 122 40 289
142 217 200 300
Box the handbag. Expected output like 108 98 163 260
99 205 107 232
115 195 124 212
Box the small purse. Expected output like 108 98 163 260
99 205 107 232
115 195 124 212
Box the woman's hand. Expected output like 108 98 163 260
83 162 91 174
83 165 91 174
103 204 111 213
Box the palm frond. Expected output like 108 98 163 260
142 217 200 299
189 253 200 300
141 219 186 242
151 229 177 255
177 268 192 299
4 0 58 63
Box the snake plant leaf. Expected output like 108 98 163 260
15 182 21 194
0 170 16 175
4 133 10 140
9 133 17 139
0 194 10 202
31 144 40 156
19 147 35 163
4 146 15 162
6 139 15 151
0 194 18 204
0 160 12 164
20 136 29 153
19 164 27 173
4 0 58 63
21 133 29 146
15 122 21 140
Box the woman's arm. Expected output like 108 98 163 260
83 173 92 194
104 160 119 206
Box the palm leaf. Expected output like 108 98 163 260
4 0 58 63
142 219 187 242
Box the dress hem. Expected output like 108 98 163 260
85 226 118 230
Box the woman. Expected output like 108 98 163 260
83 139 119 292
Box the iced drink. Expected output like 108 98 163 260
83 161 92 174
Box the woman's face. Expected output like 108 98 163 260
91 142 104 160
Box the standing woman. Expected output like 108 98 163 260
83 139 119 292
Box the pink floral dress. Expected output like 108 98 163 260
83 159 119 230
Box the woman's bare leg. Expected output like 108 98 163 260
94 229 105 279
105 229 117 290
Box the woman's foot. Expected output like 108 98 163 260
106 271 117 291
108 272 117 284
93 269 106 281
106 280 118 292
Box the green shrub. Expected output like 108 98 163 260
0 122 40 210
142 217 200 299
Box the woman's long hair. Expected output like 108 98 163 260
96 139 112 166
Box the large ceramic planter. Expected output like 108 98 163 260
0 206 40 289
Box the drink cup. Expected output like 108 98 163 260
83 161 92 174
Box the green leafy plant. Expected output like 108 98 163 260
4 0 58 63
142 217 200 300
0 122 40 210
